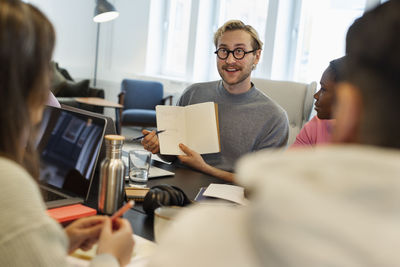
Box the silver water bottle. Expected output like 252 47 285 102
98 135 126 215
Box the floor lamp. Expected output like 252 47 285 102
93 0 119 87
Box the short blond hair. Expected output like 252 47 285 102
213 20 263 51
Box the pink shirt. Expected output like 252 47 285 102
291 116 334 148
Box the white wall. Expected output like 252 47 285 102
31 0 151 79
31 0 99 79
29 0 187 118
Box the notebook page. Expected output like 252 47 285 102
156 105 186 155
185 102 220 154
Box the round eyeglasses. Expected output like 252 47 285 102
214 48 257 60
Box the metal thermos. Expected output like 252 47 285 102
98 135 126 215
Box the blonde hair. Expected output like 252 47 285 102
213 20 263 51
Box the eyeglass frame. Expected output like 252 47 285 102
214 47 258 60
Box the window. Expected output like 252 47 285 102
160 0 192 77
217 0 269 43
292 0 366 83
149 0 383 84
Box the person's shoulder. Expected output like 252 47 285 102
184 80 220 92
0 157 32 187
235 146 322 188
237 144 400 202
0 157 46 211
179 81 220 105
236 145 400 188
302 115 320 129
303 116 333 137
0 157 51 234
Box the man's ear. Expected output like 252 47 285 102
331 82 363 144
254 49 261 64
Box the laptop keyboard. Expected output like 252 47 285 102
42 189 67 202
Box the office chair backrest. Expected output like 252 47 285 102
252 78 317 146
121 79 164 110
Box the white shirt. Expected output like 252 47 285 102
149 145 400 267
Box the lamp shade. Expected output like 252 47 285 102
93 0 119 23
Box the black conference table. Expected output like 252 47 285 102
88 160 226 241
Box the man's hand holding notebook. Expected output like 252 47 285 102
156 102 220 155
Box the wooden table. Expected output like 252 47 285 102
74 97 123 108
74 97 123 131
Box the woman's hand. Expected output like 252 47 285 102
65 216 107 254
97 218 135 266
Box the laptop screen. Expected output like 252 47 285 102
36 106 106 200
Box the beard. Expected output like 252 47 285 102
217 63 253 87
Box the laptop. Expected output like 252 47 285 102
36 106 107 209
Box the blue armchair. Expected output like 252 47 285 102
117 79 172 134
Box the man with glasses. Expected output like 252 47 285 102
142 20 288 182
149 2 400 266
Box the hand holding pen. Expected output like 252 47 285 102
141 129 163 154
110 200 135 221
130 130 165 141
97 201 135 266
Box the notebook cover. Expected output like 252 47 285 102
125 187 149 202
47 204 97 223
194 187 218 202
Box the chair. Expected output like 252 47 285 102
117 79 173 134
252 78 317 146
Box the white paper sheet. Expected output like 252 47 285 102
67 234 156 267
203 183 246 205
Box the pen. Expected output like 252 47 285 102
110 200 135 220
130 130 166 141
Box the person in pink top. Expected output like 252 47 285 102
291 57 345 147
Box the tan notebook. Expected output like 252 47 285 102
125 187 150 202
156 102 220 155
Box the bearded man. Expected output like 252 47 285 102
142 20 288 182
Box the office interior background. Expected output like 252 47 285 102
27 0 386 119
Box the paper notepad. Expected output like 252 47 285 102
125 187 149 202
156 102 220 155
68 234 156 267
47 204 97 223
203 183 246 205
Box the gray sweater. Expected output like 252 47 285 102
176 80 288 171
